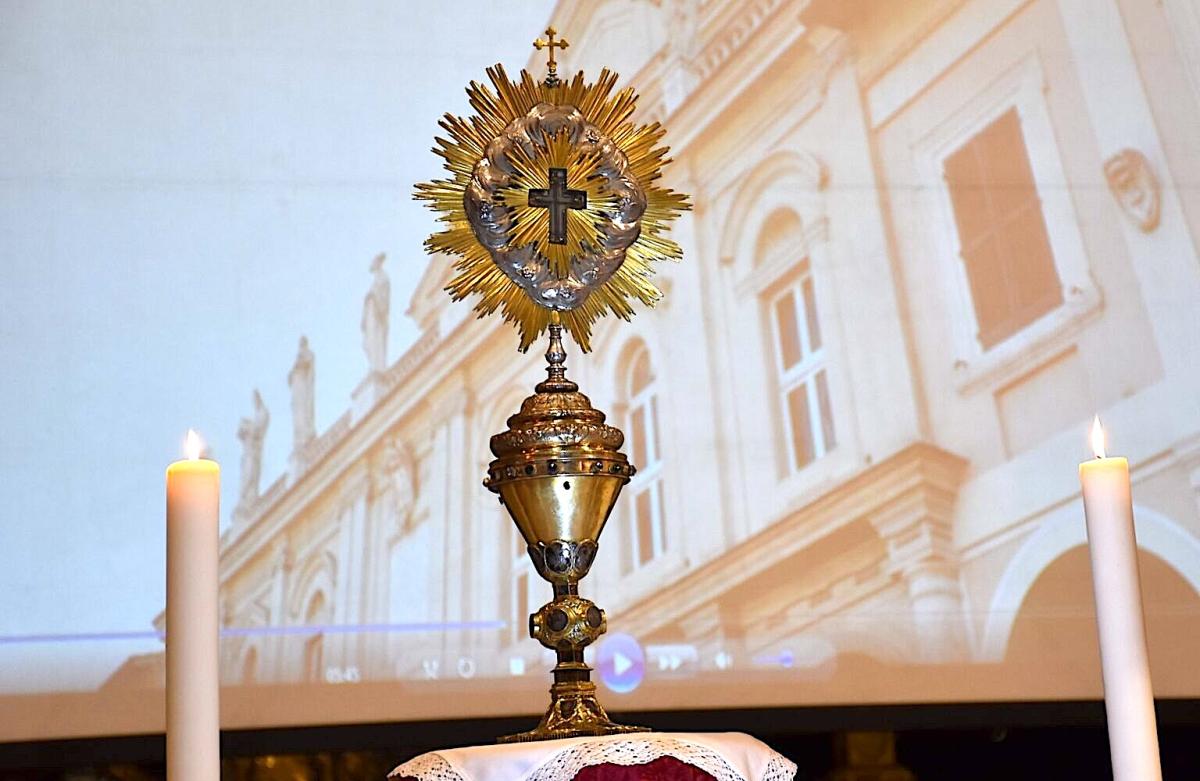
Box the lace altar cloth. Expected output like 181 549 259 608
388 732 797 781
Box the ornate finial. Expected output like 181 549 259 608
536 313 578 393
533 27 569 87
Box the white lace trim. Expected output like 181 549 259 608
389 735 797 781
392 752 460 781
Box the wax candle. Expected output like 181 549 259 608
166 430 221 781
1078 417 1161 781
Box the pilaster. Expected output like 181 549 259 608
867 446 970 662
1056 0 1200 425
654 169 726 568
267 539 294 682
331 465 370 672
435 386 473 659
360 445 396 678
689 182 751 550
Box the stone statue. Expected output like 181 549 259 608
288 336 316 451
237 389 270 507
1104 148 1161 233
361 253 390 374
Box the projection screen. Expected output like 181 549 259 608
4 0 1200 744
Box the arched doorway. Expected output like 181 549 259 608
1006 545 1200 696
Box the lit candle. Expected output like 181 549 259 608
1079 417 1161 781
166 430 221 781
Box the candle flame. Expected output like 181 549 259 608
185 429 204 461
1090 415 1106 459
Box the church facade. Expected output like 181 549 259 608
138 0 1200 706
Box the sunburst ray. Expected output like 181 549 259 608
416 64 690 352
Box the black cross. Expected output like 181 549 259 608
527 167 587 246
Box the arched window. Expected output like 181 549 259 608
302 591 327 683
758 208 835 474
622 343 666 572
754 208 803 267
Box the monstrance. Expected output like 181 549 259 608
416 27 689 743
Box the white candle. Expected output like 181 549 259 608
1079 417 1161 781
166 430 221 781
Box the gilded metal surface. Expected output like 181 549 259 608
415 61 690 351
529 594 605 650
486 324 632 560
486 386 625 458
498 679 645 744
499 475 623 565
417 29 674 744
487 324 647 742
463 102 648 312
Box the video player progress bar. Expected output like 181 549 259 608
0 620 507 645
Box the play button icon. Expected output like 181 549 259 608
596 633 644 694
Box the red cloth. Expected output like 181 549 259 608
396 756 718 781
572 756 718 781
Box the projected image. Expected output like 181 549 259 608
5 0 1200 743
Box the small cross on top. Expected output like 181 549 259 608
533 27 569 86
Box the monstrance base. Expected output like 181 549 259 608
498 680 649 744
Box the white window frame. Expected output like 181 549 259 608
913 53 1101 395
766 264 835 475
623 347 667 573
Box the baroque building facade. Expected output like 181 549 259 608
132 0 1200 715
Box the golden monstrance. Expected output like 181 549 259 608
416 28 690 743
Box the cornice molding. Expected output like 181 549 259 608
694 0 794 83
671 24 848 197
617 442 969 638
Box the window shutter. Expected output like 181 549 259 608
944 108 1063 349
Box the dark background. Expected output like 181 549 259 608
3 700 1199 780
